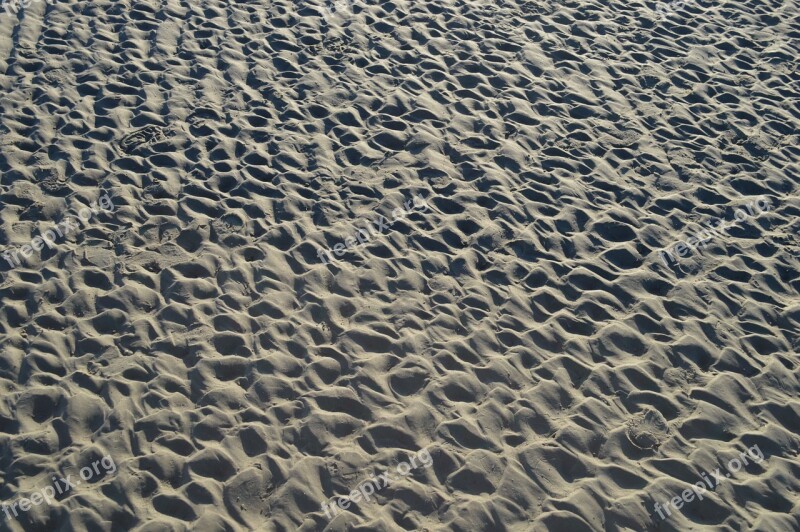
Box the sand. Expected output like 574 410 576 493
0 0 799 530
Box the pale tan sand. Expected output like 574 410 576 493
0 0 799 530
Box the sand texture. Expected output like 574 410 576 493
0 0 799 530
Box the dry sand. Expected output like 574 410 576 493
0 0 799 530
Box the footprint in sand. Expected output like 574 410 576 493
625 408 670 451
119 125 168 155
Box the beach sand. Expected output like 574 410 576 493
0 0 799 530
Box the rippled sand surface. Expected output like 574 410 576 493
0 0 798 530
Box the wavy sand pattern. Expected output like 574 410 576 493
0 0 799 530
